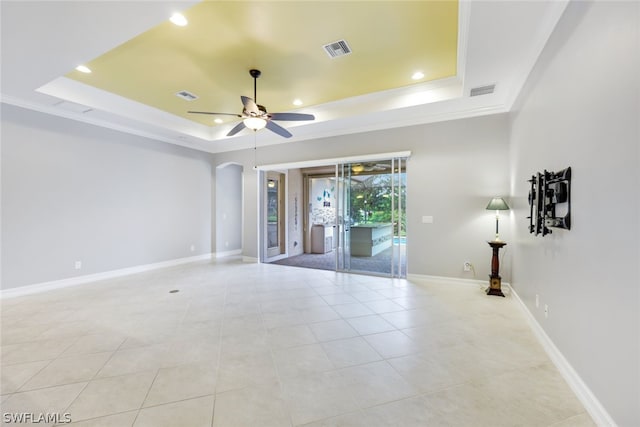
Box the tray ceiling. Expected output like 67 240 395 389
65 1 458 128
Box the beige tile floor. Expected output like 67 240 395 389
0 259 596 427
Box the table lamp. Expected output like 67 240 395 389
486 197 510 241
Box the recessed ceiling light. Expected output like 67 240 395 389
412 71 425 80
75 65 91 74
170 13 188 26
214 118 223 124
293 99 303 106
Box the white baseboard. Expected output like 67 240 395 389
242 256 259 263
510 287 616 427
407 273 511 290
0 253 213 299
214 249 242 258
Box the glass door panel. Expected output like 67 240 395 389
266 172 285 258
336 163 351 271
391 158 407 277
335 158 407 278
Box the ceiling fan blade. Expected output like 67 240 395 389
265 120 292 138
269 112 315 122
187 111 242 117
241 96 259 115
227 121 247 137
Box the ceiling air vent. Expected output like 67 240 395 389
470 84 496 97
176 90 198 101
323 39 352 58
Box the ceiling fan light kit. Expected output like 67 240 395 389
188 69 315 138
243 117 267 131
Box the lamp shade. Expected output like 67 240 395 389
486 197 510 210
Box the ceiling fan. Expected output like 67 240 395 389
352 162 391 173
188 69 315 138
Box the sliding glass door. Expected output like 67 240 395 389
336 157 407 277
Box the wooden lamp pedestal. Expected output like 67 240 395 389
487 240 507 297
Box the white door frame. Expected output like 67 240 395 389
259 169 289 263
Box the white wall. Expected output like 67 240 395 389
213 114 511 280
509 2 639 425
215 163 243 255
1 104 213 290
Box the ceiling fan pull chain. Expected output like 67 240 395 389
253 132 257 169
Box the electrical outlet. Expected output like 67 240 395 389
463 261 472 272
74 261 82 270
535 294 539 308
544 304 549 318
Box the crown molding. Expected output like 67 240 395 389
1 94 214 153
